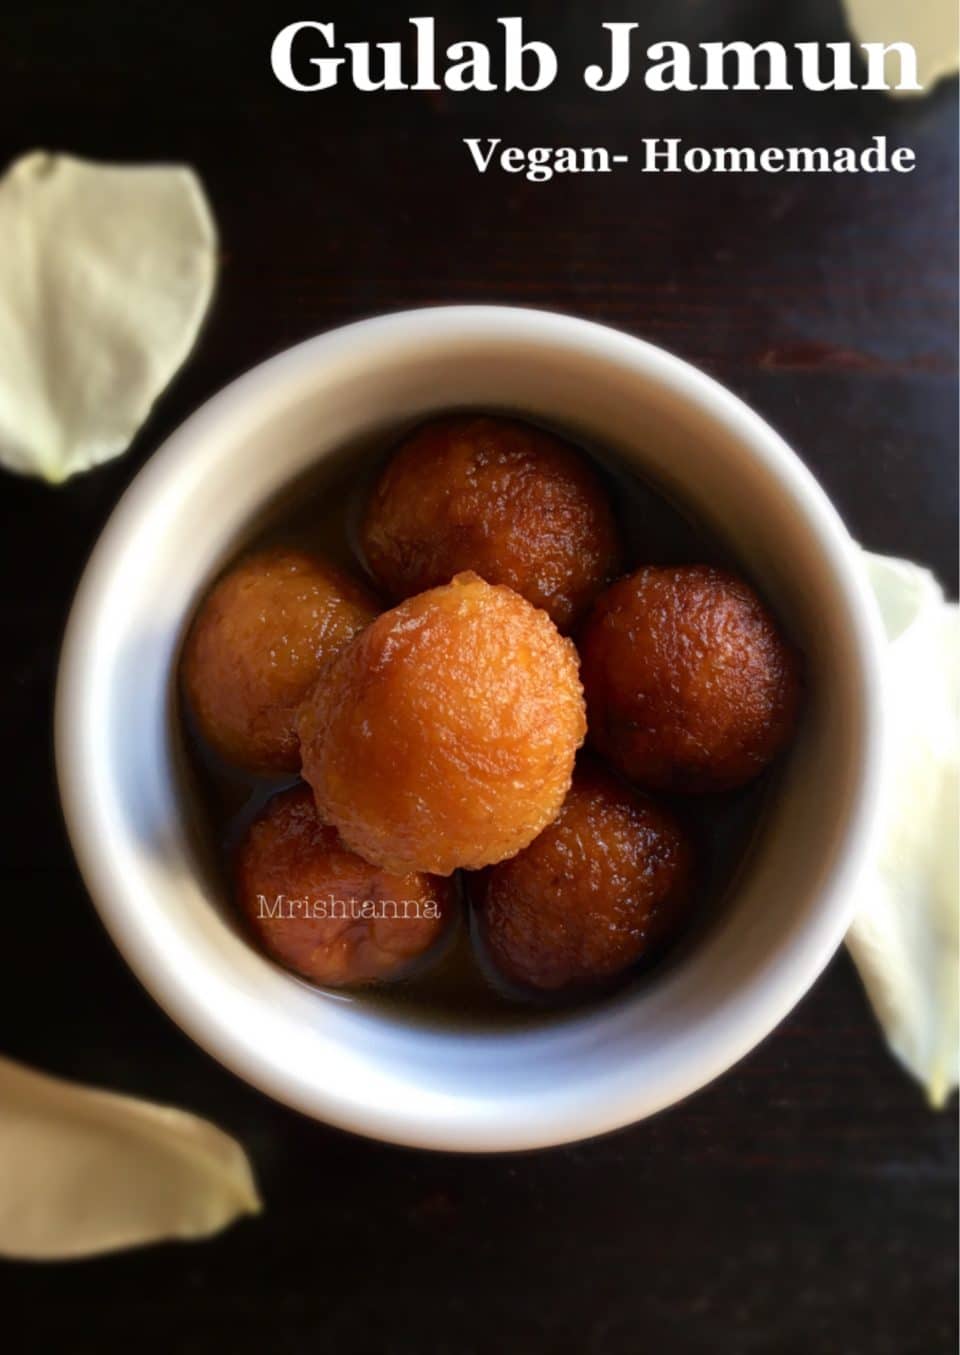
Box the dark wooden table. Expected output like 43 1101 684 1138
2 3 956 1351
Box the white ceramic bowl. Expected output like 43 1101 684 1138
55 306 884 1151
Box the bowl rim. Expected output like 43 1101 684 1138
54 304 886 1150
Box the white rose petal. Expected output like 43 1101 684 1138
0 1055 260 1260
844 0 960 96
0 151 216 483
848 552 959 1107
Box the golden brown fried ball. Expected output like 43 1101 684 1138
235 784 453 987
473 761 694 992
580 565 801 793
181 547 379 775
361 415 621 631
298 572 586 876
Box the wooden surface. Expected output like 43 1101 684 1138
1 2 956 1351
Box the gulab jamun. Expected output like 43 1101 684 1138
298 571 586 875
473 760 694 992
580 565 801 793
235 784 453 987
181 547 379 774
361 415 621 630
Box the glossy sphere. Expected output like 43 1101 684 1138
298 572 586 875
580 565 801 793
361 415 621 630
474 761 694 992
181 548 378 774
235 785 453 987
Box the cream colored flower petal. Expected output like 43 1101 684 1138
847 552 959 1107
844 0 960 96
0 151 216 483
0 1055 260 1260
